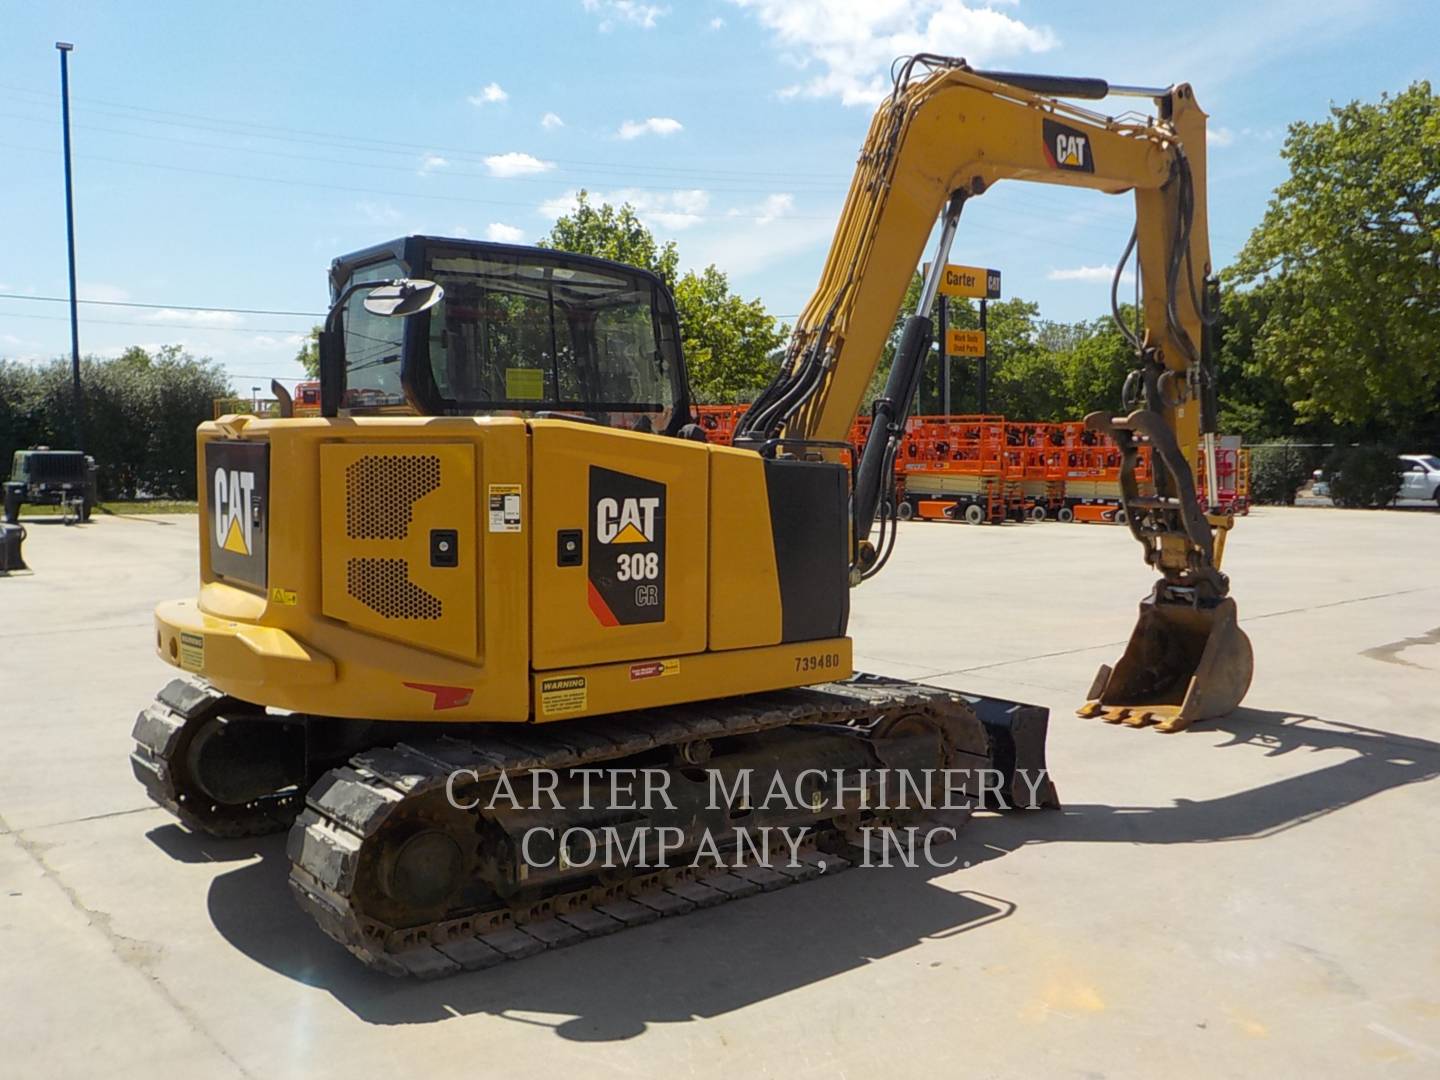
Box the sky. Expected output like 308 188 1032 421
1 0 1435 391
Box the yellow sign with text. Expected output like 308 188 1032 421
539 675 588 716
926 263 1002 299
946 328 987 357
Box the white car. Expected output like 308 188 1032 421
1398 454 1440 505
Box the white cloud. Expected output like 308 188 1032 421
1207 126 1235 147
1047 264 1133 284
617 116 683 140
356 201 403 225
729 192 794 225
249 332 309 349
709 16 725 29
484 152 556 178
486 222 527 243
583 0 668 30
418 153 449 176
468 82 508 106
688 209 839 279
729 0 1056 106
539 187 710 231
540 112 565 130
78 282 131 303
141 309 245 328
1163 0 1379 96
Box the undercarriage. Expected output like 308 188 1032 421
133 674 1056 978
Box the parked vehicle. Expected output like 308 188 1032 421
3 448 97 523
1398 455 1440 505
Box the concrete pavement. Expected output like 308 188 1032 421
2 506 1437 1077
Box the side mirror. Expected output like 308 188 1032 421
362 279 444 318
320 278 444 418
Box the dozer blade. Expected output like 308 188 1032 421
1077 592 1253 733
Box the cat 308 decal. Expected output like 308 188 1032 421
587 465 666 626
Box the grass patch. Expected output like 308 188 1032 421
18 500 199 517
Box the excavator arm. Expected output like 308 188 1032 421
738 57 1252 731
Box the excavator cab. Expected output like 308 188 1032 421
320 236 694 436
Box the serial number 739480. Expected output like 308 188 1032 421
794 651 843 673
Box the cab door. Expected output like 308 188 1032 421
529 420 708 669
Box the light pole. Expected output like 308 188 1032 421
56 41 82 449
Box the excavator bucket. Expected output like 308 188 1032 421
1078 592 1253 733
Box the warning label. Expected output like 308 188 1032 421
488 483 522 532
505 367 545 400
179 632 204 672
629 658 679 681
539 675 587 716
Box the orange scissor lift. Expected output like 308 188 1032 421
1059 423 1154 524
895 415 1025 524
695 404 1164 528
695 403 746 444
1010 421 1069 521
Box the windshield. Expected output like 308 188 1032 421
418 249 682 425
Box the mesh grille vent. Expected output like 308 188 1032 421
345 454 440 539
346 558 443 620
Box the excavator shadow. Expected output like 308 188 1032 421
963 706 1440 859
199 705 1440 1038
146 823 273 864
205 844 1016 1037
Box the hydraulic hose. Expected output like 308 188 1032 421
853 314 933 543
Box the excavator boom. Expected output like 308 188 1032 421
739 56 1251 729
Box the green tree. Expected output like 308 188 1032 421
1212 284 1305 442
0 361 44 474
1248 438 1313 505
539 190 680 283
146 345 233 496
0 347 229 498
871 278 1082 419
295 326 321 378
1328 444 1404 508
671 266 786 401
541 192 786 401
959 298 1048 416
1229 81 1439 441
1057 315 1135 418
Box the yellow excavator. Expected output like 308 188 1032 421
133 57 1251 976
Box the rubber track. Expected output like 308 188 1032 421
288 678 968 978
131 677 300 838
